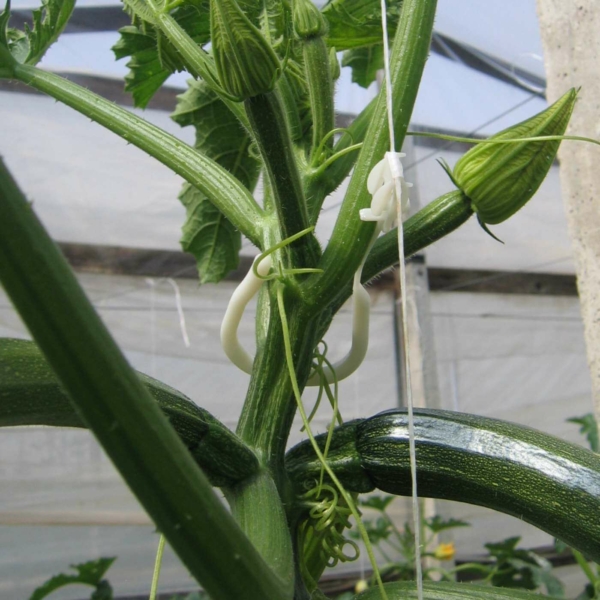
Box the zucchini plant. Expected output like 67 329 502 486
0 0 598 598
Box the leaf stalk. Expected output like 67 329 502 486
10 63 266 246
244 90 320 271
301 0 438 311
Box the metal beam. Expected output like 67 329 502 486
431 32 546 97
0 72 183 112
8 6 546 95
56 242 578 297
8 6 129 33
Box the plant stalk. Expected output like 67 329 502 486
0 157 288 600
315 190 472 343
301 0 438 310
225 470 295 592
9 63 265 246
236 294 318 476
572 549 599 587
306 98 377 221
304 37 335 166
362 190 472 283
245 91 320 269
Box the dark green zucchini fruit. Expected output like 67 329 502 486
0 338 259 487
287 408 600 562
356 580 556 599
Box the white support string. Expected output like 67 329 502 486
395 177 424 600
380 0 395 153
379 0 424 597
146 278 157 378
166 278 191 348
146 277 191 386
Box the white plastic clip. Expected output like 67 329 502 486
359 152 412 233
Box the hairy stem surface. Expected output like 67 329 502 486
10 64 265 246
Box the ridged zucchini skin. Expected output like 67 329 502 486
0 338 259 487
286 409 600 562
356 581 551 599
362 190 473 284
286 419 374 493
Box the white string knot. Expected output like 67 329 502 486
360 152 413 233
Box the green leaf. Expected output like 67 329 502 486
568 414 599 453
360 494 395 512
112 3 211 108
112 25 171 108
178 183 243 283
29 558 116 600
172 78 260 283
349 516 393 544
485 536 523 559
322 0 403 50
2 0 75 66
342 45 383 88
537 569 565 598
484 537 565 597
554 538 569 554
123 0 160 24
425 515 470 534
499 557 564 597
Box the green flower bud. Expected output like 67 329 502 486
329 47 340 80
452 88 577 225
293 0 328 39
210 0 281 100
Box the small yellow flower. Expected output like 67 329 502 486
355 579 369 594
434 542 455 560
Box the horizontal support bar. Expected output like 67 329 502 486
55 242 577 296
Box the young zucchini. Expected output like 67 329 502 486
355 581 553 599
0 338 259 487
286 408 600 562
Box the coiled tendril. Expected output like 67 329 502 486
298 484 360 568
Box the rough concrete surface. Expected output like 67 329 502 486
537 0 600 419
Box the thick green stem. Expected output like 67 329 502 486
0 43 15 78
0 157 287 600
572 549 599 587
306 98 377 221
225 470 295 594
9 63 265 246
315 191 473 342
301 0 438 309
304 37 335 166
278 73 304 143
245 91 320 269
362 190 472 283
236 293 318 478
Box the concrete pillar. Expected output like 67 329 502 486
537 0 600 420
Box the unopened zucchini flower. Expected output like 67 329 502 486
452 88 577 225
293 0 328 39
210 0 281 100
